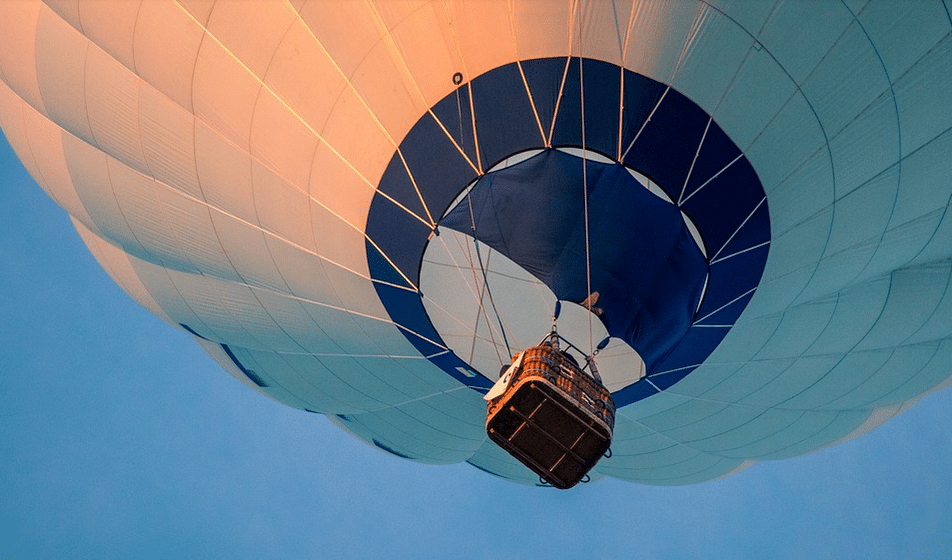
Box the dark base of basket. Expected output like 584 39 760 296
487 379 612 489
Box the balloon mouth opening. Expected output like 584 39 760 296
366 57 770 406
420 146 710 392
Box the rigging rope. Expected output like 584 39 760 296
578 0 595 359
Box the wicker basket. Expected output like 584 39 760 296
486 344 615 489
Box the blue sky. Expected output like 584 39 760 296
3 131 952 560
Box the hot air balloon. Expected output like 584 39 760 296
2 0 951 486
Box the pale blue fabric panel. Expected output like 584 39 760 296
693 359 796 404
894 33 952 158
755 409 871 460
821 343 941 410
750 298 837 361
465 440 540 486
756 1 855 85
713 410 842 459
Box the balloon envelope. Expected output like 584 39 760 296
2 0 951 485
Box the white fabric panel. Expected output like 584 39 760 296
133 0 204 112
756 409 870 460
106 157 205 274
238 350 387 413
511 0 572 61
760 150 834 237
856 263 950 351
250 75 320 197
346 24 428 147
747 209 832 315
598 447 738 485
757 1 854 86
707 0 775 39
676 407 805 454
746 92 827 199
466 440 544 486
620 0 705 85
309 139 380 243
713 45 798 152
61 133 156 265
617 390 693 421
120 254 218 339
260 234 348 315
177 0 214 27
264 17 349 136
827 93 899 199
752 298 837 361
208 212 290 294
803 276 890 356
858 1 950 87
886 128 952 228
0 85 96 229
193 121 258 225
192 31 261 150
576 0 630 65
297 303 421 357
71 217 172 324
223 347 312 411
378 4 454 127
371 403 483 453
331 408 476 464
0 1 48 116
41 0 80 30
75 0 140 70
296 1 382 80
655 362 746 399
907 270 952 347
796 170 899 303
738 354 843 409
442 1 517 84
693 359 796 405
319 86 398 193
251 159 317 253
34 8 94 146
801 22 892 144
84 46 150 177
637 398 728 435
205 1 296 80
139 85 203 201
711 409 842 458
821 343 939 410
669 6 753 117
894 33 952 158
868 339 952 407
164 271 281 351
156 187 240 282
264 353 380 414
782 348 894 411
195 338 273 399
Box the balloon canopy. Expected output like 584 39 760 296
2 0 951 485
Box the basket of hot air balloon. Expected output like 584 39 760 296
485 340 615 489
